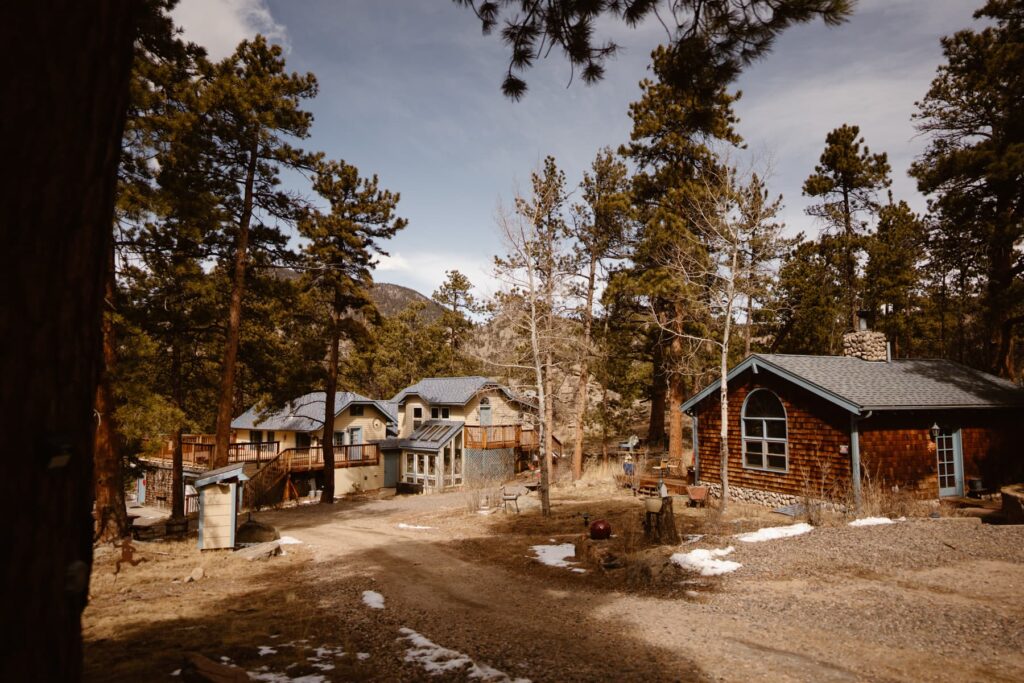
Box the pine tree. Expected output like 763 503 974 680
569 149 632 479
802 124 891 330
911 0 1024 377
771 237 845 354
432 270 482 374
299 159 406 503
207 37 319 467
863 197 926 357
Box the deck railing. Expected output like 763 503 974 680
226 441 280 464
463 424 562 456
152 437 215 468
278 443 380 471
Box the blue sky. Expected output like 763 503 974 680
173 0 978 297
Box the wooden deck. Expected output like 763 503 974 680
463 424 563 456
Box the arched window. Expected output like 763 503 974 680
742 389 788 472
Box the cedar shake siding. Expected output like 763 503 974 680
859 410 1022 498
695 372 853 499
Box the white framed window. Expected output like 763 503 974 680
431 406 450 419
741 389 788 473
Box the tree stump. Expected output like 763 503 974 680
642 496 680 544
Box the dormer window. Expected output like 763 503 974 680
350 404 364 417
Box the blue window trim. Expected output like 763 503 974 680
740 389 789 474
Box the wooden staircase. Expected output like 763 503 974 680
242 452 290 510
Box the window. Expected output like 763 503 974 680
251 430 263 443
350 404 364 416
431 407 450 419
296 433 311 449
266 431 275 444
334 431 346 447
741 389 788 472
413 407 422 418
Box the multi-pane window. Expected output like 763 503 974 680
350 404 364 416
430 407 450 419
742 390 788 472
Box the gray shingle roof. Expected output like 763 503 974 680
684 354 1024 413
390 376 515 406
231 392 396 431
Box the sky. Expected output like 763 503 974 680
172 0 980 297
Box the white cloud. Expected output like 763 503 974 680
172 0 288 60
372 250 495 298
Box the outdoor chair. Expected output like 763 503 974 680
500 485 522 514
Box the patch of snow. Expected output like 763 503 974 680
682 534 704 543
258 645 278 656
362 590 385 609
278 536 303 545
357 653 370 661
530 543 583 572
312 663 335 671
670 547 742 576
220 656 233 663
735 523 813 543
249 672 326 683
397 523 434 530
849 517 895 527
399 627 530 682
571 568 586 574
311 645 345 660
170 670 181 677
685 590 700 598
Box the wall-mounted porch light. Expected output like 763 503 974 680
929 423 941 441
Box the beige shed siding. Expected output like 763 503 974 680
201 483 235 550
333 461 385 494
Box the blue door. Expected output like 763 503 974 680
348 427 363 460
936 427 963 497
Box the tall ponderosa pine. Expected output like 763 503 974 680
621 46 741 463
300 159 406 503
569 149 632 479
772 238 845 354
209 37 319 467
802 124 891 330
911 0 1024 377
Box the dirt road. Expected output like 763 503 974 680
84 490 1024 682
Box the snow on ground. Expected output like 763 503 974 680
670 547 742 576
278 536 303 545
735 523 813 543
849 517 905 527
399 627 531 682
258 645 278 656
362 590 386 609
397 523 434 530
248 669 327 683
530 544 586 573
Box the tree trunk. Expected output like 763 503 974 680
213 139 259 467
170 342 185 521
668 303 687 464
648 338 667 446
0 2 134 679
543 346 555 505
93 252 129 542
321 324 339 504
719 254 738 514
571 257 598 480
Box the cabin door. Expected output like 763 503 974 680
479 403 492 426
936 427 963 498
348 427 363 460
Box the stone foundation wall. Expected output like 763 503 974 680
700 481 800 508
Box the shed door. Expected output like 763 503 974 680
383 452 399 487
936 427 963 498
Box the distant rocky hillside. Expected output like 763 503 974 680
371 282 444 320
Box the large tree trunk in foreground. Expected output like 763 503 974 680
668 303 687 464
213 141 259 467
0 2 135 679
93 253 129 542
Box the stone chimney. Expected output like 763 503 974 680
842 310 888 362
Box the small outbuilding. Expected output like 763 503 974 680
682 339 1024 507
195 462 257 550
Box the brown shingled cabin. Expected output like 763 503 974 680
681 326 1024 506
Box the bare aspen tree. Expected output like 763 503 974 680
492 157 575 516
653 160 785 512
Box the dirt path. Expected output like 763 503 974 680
257 494 1024 683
